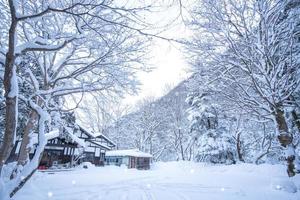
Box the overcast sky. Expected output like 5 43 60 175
123 1 192 105
123 40 190 105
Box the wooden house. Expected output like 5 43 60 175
13 129 84 169
39 134 81 168
12 124 116 169
105 149 152 170
73 126 116 166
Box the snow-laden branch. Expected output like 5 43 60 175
15 38 76 56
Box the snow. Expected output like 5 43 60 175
76 125 115 148
77 125 96 138
25 68 39 90
29 128 86 148
7 66 18 98
13 162 300 200
29 129 60 145
106 149 153 158
89 140 112 150
79 162 96 169
45 130 60 140
64 127 86 148
15 41 69 55
271 177 298 193
94 133 116 146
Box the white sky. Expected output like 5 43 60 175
123 1 192 105
124 40 190 105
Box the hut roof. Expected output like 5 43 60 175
106 149 152 158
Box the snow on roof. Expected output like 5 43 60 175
45 130 60 140
30 129 60 144
65 127 86 147
75 124 116 147
77 125 96 138
106 149 152 158
95 133 116 146
89 140 111 150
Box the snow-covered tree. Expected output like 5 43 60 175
187 0 300 176
0 0 181 198
186 76 235 164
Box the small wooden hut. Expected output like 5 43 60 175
105 149 152 170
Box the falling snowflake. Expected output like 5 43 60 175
190 169 195 174
47 192 53 198
146 183 151 189
220 188 225 192
72 180 76 185
276 185 282 190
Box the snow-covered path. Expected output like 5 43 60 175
14 162 300 200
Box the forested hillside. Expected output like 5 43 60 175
106 74 291 164
106 80 190 161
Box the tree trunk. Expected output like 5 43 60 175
291 110 300 134
275 108 298 177
8 104 49 199
9 169 37 198
0 0 18 171
16 111 38 166
178 130 185 161
16 95 44 168
0 93 17 167
236 132 245 162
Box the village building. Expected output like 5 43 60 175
12 129 84 169
12 124 116 169
73 125 116 166
38 130 82 169
105 149 152 170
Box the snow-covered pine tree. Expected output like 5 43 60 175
186 86 235 164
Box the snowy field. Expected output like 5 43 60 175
14 162 300 200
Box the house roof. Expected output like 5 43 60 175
78 125 95 138
77 126 115 146
94 133 116 147
64 127 86 147
15 131 59 154
16 129 79 154
73 125 116 150
106 149 152 158
29 129 60 144
66 126 115 150
89 140 112 150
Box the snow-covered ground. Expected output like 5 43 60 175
14 162 300 200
